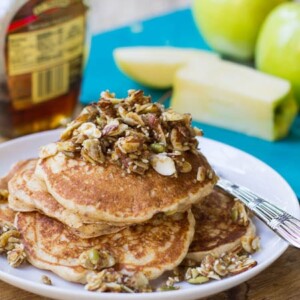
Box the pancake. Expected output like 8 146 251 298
0 165 17 227
0 203 15 227
16 209 195 283
8 160 125 238
8 159 38 211
185 187 256 263
35 151 216 224
0 160 29 190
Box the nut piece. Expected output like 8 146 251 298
150 143 166 154
77 122 102 139
79 249 115 271
231 201 249 226
177 161 192 173
0 224 26 268
0 227 21 253
150 154 176 176
85 269 152 293
39 143 58 159
82 139 105 164
196 166 206 182
158 276 180 291
41 275 52 285
241 235 260 253
187 276 209 284
0 189 9 202
184 251 258 285
7 244 26 268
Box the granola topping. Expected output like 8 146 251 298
241 235 260 253
41 90 203 176
0 189 9 202
231 201 249 226
41 275 52 285
185 252 257 284
84 269 152 293
158 275 180 291
0 224 21 253
0 223 26 267
79 249 116 271
7 243 26 268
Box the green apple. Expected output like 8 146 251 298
256 2 300 106
192 0 287 61
113 46 219 89
171 59 297 141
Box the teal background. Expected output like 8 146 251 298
80 8 300 199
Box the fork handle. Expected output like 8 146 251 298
216 178 300 248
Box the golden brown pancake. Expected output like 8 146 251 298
0 160 29 190
16 210 195 283
185 187 256 262
8 160 126 238
0 203 15 227
0 166 17 227
8 159 38 211
35 151 216 224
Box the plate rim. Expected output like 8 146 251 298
0 129 298 300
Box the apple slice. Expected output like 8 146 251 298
171 60 297 141
113 46 219 89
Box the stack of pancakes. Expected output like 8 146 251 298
0 90 258 288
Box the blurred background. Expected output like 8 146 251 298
1 0 300 197
89 0 191 33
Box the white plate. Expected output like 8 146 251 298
0 129 299 300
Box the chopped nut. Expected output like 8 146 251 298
157 275 180 291
177 161 192 173
170 128 190 151
77 122 102 139
82 139 105 164
60 107 93 141
184 251 258 285
85 269 152 293
56 90 203 176
187 276 209 284
41 275 52 285
213 259 228 276
39 143 58 159
150 154 176 176
150 143 166 153
158 285 180 291
7 244 26 267
227 256 257 275
0 224 26 267
241 235 260 253
79 249 115 271
0 189 9 202
193 127 203 136
231 201 249 226
88 248 100 265
116 136 142 154
196 166 206 182
57 141 79 153
0 228 20 253
231 209 238 222
162 110 185 122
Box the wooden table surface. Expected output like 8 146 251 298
1 1 300 299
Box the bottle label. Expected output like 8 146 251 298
5 0 87 109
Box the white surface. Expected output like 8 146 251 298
0 129 299 300
88 0 191 33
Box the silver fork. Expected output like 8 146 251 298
216 177 300 248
